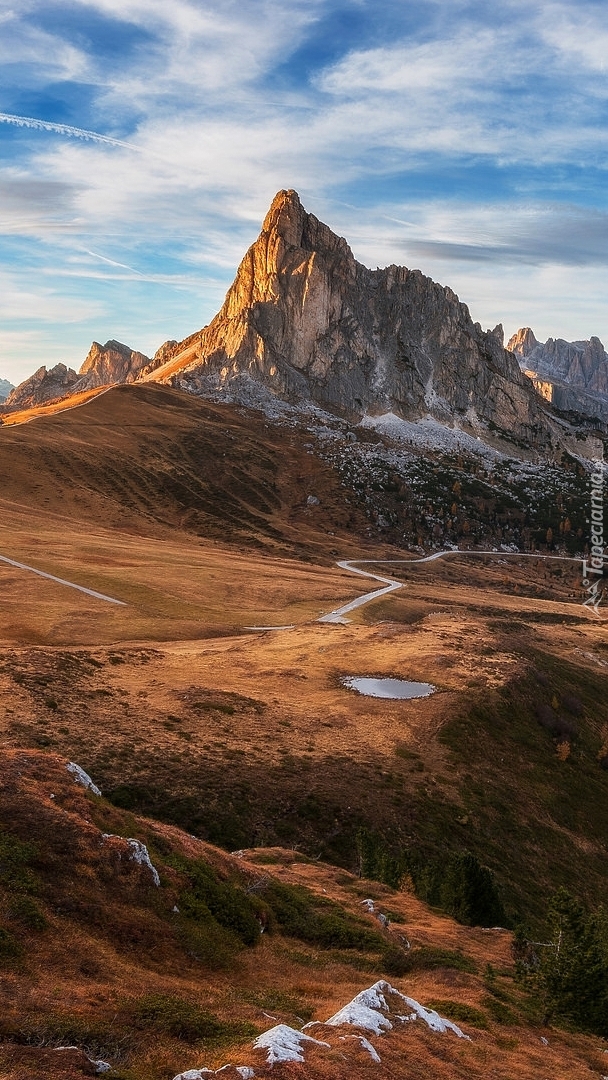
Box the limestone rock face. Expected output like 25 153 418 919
0 377 14 403
3 340 151 410
75 339 150 391
508 328 608 397
173 190 550 443
508 327 608 422
507 327 539 359
4 363 79 409
136 339 180 380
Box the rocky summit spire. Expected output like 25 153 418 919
144 191 555 446
507 327 539 358
261 189 306 247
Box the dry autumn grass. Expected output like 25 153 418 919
0 384 607 1077
0 750 606 1080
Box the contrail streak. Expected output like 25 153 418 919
0 112 138 150
86 249 144 274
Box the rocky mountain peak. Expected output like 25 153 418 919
4 363 79 410
509 326 608 398
262 187 353 260
262 187 306 246
165 190 552 446
2 339 152 412
507 327 539 358
77 339 150 389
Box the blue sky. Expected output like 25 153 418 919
1 0 608 384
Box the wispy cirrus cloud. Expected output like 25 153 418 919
1 0 608 382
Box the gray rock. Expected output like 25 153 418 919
509 326 608 422
0 377 14 402
74 339 150 391
173 191 552 448
5 363 80 409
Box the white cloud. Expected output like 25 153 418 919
318 28 529 96
0 11 89 81
72 0 327 106
2 0 608 379
538 2 608 76
315 15 608 166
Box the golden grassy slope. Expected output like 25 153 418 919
1 381 608 1080
0 382 373 556
0 385 110 426
0 750 606 1080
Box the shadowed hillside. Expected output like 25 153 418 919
0 383 370 557
0 749 605 1080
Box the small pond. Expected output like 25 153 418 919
342 677 436 699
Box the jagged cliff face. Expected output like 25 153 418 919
509 326 608 424
509 328 608 397
4 363 79 410
4 341 151 411
172 190 550 443
136 339 180 380
508 327 539 360
75 339 150 391
0 378 14 403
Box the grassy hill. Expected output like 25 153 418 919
0 383 607 1077
0 749 605 1080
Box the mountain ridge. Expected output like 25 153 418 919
509 326 608 424
164 190 555 448
7 191 602 450
3 339 151 410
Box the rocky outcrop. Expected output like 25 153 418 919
509 328 608 397
74 339 150 391
4 363 79 410
3 340 151 411
164 190 552 445
135 339 180 380
0 377 14 403
509 327 608 424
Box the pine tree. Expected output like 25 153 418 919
438 852 506 927
535 889 608 1034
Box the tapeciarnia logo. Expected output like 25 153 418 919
582 460 606 617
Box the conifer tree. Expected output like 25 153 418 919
534 889 608 1034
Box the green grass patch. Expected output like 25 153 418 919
8 896 47 930
386 945 478 975
239 987 314 1021
130 994 255 1044
481 994 519 1025
261 880 385 950
0 926 23 964
426 1000 489 1029
0 829 40 894
166 854 264 948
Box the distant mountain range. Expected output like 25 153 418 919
509 327 608 424
0 377 14 402
2 340 155 410
3 190 607 444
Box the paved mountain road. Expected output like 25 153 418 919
318 550 583 624
0 546 586 622
0 554 127 605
